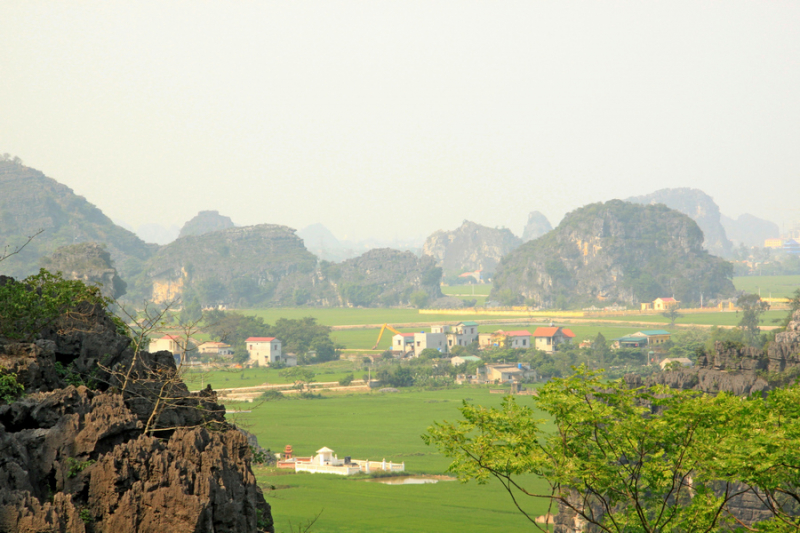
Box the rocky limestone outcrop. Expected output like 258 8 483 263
40 243 127 300
627 188 733 257
0 277 272 533
521 211 553 242
178 210 236 239
145 224 317 307
423 220 522 276
491 200 735 307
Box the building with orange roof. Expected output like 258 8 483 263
532 327 575 353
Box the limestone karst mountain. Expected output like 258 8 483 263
40 242 127 299
0 159 156 280
521 211 552 242
423 221 522 277
178 210 236 239
721 213 781 248
491 200 735 307
626 188 733 257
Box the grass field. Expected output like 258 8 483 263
242 308 516 327
440 284 492 306
183 360 362 390
226 387 553 532
597 310 787 327
733 275 800 299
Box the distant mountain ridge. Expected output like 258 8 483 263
178 210 235 239
423 220 522 276
721 213 780 248
522 211 553 242
0 159 156 280
626 188 732 257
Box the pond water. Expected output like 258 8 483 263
365 476 455 485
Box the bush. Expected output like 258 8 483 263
338 374 354 386
0 371 24 403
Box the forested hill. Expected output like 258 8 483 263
491 200 735 308
0 159 156 279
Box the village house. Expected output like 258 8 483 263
631 330 672 346
245 336 282 366
450 355 482 366
483 362 534 383
149 335 197 361
197 341 234 358
641 297 680 311
612 336 649 349
532 327 575 353
432 322 480 350
477 329 532 349
411 331 447 357
391 332 416 355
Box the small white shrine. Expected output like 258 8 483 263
292 446 405 476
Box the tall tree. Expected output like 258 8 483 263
737 294 770 346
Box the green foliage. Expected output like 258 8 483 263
662 306 684 326
340 282 382 307
66 457 96 478
376 365 414 387
179 296 203 325
338 374 354 386
54 361 86 387
204 310 270 346
79 508 93 525
737 293 771 346
271 317 339 363
279 367 316 383
410 290 430 309
0 269 111 341
261 389 285 401
0 370 24 403
424 367 800 532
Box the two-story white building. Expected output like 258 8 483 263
412 332 447 357
391 332 416 355
245 336 282 366
532 327 575 353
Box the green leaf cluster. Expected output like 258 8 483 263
0 269 111 341
424 366 800 532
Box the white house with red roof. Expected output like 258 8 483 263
532 327 575 353
246 337 282 366
641 297 680 311
504 330 532 349
391 332 416 355
149 334 195 357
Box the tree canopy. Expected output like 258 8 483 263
424 367 800 532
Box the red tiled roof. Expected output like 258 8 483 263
246 337 276 342
562 329 576 338
398 332 415 337
503 330 531 337
658 297 677 302
161 335 181 341
533 327 559 337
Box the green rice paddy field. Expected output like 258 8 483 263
732 275 800 299
226 387 553 533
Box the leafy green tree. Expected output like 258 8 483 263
179 296 202 325
376 365 414 387
204 310 270 346
662 306 684 326
410 290 430 309
737 294 770 346
0 269 114 341
418 348 441 360
424 367 800 532
271 317 339 362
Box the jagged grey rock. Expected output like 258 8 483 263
521 211 552 242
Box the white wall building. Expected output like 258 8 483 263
412 332 447 357
245 336 282 366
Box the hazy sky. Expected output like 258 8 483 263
2 1 799 242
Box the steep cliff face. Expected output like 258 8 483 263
721 213 780 248
40 243 127 300
0 277 272 533
521 211 552 242
178 210 236 239
423 221 522 276
145 224 318 307
626 188 733 257
0 160 156 280
491 200 735 307
319 249 443 307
